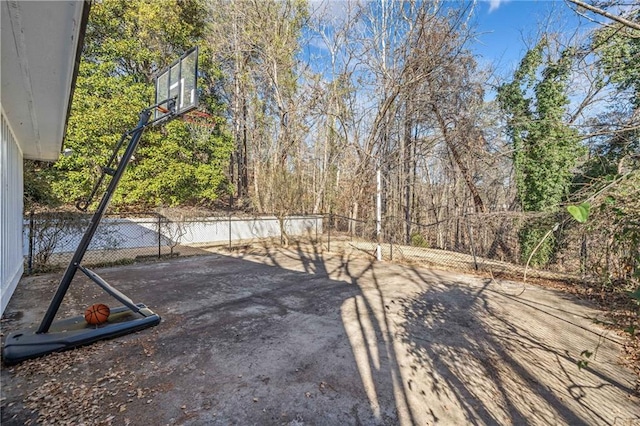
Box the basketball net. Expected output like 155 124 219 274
182 110 217 141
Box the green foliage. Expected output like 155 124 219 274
594 171 640 286
410 232 429 248
566 17 639 302
593 13 640 108
571 171 639 293
498 40 585 264
28 0 232 210
50 60 150 204
114 120 233 208
85 0 206 82
567 202 590 223
577 349 593 370
519 220 557 268
497 41 584 213
23 161 61 210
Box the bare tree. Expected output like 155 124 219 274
206 0 308 213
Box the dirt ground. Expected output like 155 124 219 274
1 245 639 425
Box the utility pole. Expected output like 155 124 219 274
376 167 382 261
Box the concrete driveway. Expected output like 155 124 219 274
1 246 638 425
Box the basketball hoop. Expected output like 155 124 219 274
2 47 201 365
183 109 216 125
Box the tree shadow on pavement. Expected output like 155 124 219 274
261 242 418 424
140 245 417 425
398 266 638 425
256 244 638 425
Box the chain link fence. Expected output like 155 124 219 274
24 209 635 287
24 211 323 273
325 211 627 283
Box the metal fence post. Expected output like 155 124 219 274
228 213 232 250
466 216 478 270
28 211 34 274
157 213 161 258
328 213 331 252
580 233 588 276
280 216 284 246
375 168 382 261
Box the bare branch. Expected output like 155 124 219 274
566 0 640 31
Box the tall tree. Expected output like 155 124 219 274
206 0 308 213
351 1 488 238
498 38 584 264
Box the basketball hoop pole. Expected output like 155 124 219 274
37 107 154 333
38 94 177 334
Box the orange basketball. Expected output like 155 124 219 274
84 303 110 325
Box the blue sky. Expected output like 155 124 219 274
306 1 597 79
472 0 594 78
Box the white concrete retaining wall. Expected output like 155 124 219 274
24 215 323 256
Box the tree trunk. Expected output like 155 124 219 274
433 107 487 213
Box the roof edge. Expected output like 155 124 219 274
61 0 92 156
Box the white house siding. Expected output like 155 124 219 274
1 111 24 315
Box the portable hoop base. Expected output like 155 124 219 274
2 110 158 366
2 305 160 365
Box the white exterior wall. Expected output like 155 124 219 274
1 111 24 315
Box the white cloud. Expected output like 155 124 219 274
309 0 363 22
488 0 508 13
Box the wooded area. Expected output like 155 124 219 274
24 1 638 294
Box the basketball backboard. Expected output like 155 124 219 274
154 47 198 124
